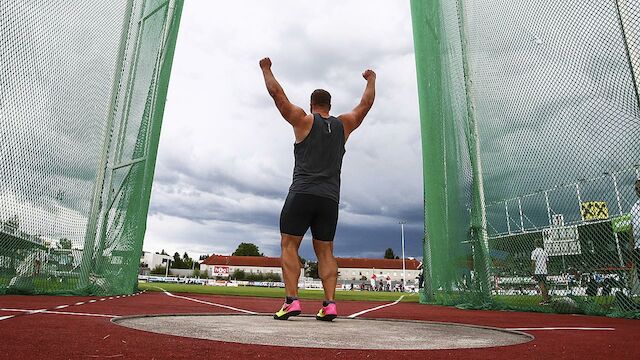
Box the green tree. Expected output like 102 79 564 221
150 265 166 275
306 261 319 279
58 238 72 249
182 252 194 269
232 269 247 280
384 248 396 259
232 243 263 257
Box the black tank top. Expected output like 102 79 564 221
288 113 346 203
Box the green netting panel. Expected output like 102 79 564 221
412 0 640 318
0 0 183 295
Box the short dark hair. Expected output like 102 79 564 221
534 237 543 247
310 89 331 108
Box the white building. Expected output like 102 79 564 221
200 255 421 283
140 251 173 271
200 255 302 278
336 257 422 282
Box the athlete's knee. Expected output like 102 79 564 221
318 258 338 278
281 234 302 250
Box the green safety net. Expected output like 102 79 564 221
412 0 640 318
0 0 183 295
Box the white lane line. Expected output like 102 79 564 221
42 310 116 318
89 300 97 303
55 305 69 309
506 327 615 331
0 315 14 321
108 297 114 300
152 286 257 315
75 302 85 306
100 298 106 301
0 308 115 318
1 308 49 314
347 295 405 318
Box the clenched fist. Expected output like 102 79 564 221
362 69 376 81
259 57 272 70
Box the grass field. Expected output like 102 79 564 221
139 282 419 302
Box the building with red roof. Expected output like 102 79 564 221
200 255 421 283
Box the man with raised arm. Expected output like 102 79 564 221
259 57 376 321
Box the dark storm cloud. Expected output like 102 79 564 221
142 1 424 258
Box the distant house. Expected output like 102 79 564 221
200 254 421 282
200 255 301 279
140 251 173 275
336 257 422 282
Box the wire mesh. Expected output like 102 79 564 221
0 0 183 295
412 0 640 318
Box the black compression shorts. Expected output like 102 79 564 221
279 192 338 241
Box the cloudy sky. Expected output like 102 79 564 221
143 1 424 260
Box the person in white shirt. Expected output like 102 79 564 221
531 238 550 304
630 179 640 279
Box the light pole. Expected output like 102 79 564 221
165 259 171 278
399 220 407 290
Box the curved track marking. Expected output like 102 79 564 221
1 308 115 318
506 327 615 331
347 295 405 318
152 286 258 315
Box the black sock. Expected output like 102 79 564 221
286 296 298 304
323 300 335 307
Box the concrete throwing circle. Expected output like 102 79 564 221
113 314 532 350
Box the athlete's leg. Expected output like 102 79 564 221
279 193 312 298
313 239 338 301
281 233 304 297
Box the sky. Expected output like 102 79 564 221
2 0 637 265
143 1 425 260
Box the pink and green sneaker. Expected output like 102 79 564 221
315 302 337 321
273 299 302 320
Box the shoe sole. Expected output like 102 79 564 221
273 310 301 320
315 314 337 322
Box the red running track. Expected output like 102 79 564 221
0 290 639 359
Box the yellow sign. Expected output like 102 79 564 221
580 201 609 221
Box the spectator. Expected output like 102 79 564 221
531 238 550 305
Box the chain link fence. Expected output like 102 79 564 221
412 0 640 318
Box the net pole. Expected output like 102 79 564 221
409 0 442 303
505 201 511 234
545 191 552 226
130 0 184 292
455 0 491 300
614 0 640 109
79 0 136 290
94 2 143 279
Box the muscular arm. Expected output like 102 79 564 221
339 69 376 140
259 57 307 127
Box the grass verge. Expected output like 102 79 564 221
139 282 419 303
